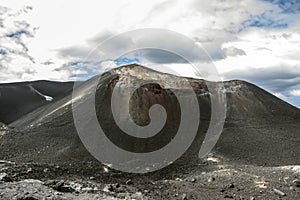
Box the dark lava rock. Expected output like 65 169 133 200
0 173 12 182
52 180 65 191
220 188 226 193
44 180 76 193
293 179 300 188
224 194 234 199
185 178 196 183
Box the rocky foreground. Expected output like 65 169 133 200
0 155 300 200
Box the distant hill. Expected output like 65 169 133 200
0 81 74 124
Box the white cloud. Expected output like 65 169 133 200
291 90 300 97
2 0 285 72
0 0 300 106
223 46 246 57
215 27 300 74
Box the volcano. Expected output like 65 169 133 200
0 64 299 199
0 64 299 166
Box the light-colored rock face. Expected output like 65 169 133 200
113 65 201 90
112 65 245 96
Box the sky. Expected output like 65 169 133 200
0 0 300 107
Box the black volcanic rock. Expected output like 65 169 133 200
0 80 74 124
0 64 299 168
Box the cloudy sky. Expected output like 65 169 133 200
0 0 300 107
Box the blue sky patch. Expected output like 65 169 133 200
66 61 103 80
260 0 300 13
114 57 140 66
289 96 300 108
235 8 290 32
231 0 300 33
0 50 7 55
6 30 29 38
242 15 288 29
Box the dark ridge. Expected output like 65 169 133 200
0 81 75 124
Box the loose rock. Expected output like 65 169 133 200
126 179 133 185
208 177 215 183
0 173 12 182
293 179 300 188
224 194 234 198
273 188 286 197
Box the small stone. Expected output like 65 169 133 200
220 188 226 193
125 179 133 185
208 177 215 182
49 180 76 193
44 180 57 186
186 178 196 183
228 183 235 189
182 193 188 200
103 185 113 192
60 185 76 193
273 188 286 197
89 176 96 180
293 179 300 187
250 196 255 200
43 168 49 173
82 187 94 192
53 180 65 191
108 184 114 192
224 194 233 199
131 192 145 200
0 160 15 164
0 173 12 182
27 168 33 173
